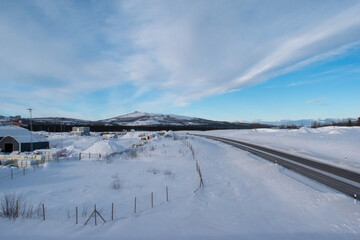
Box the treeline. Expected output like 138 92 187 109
278 124 299 129
311 118 360 128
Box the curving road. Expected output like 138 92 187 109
194 134 360 199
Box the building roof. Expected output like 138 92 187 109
0 126 48 143
0 126 30 137
6 135 48 143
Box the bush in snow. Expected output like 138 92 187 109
0 192 42 220
148 168 160 174
164 170 175 179
111 173 122 190
67 208 71 219
127 149 138 159
82 204 90 218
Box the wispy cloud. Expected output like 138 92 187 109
307 98 325 104
0 0 360 117
287 79 324 87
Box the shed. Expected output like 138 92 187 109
70 126 90 136
0 126 49 153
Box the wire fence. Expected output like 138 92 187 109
1 135 205 226
0 186 172 226
0 154 81 182
0 151 124 182
79 153 101 160
0 164 43 181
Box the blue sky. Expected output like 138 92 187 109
0 0 359 122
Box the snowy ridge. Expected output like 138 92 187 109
101 111 211 126
22 111 253 128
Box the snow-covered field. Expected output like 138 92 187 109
0 129 359 239
192 126 360 172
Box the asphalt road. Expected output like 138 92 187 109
194 134 360 199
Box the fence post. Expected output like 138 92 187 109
354 194 357 204
112 202 114 221
166 186 169 202
76 206 78 224
89 152 91 158
79 153 81 160
151 192 154 208
11 168 13 179
42 204 45 221
134 197 137 213
94 204 97 226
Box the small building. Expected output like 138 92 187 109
0 126 49 153
101 132 117 140
70 126 90 136
138 133 154 141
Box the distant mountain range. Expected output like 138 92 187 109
1 112 357 130
259 118 357 127
8 111 258 130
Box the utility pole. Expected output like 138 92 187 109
60 124 63 149
27 108 33 152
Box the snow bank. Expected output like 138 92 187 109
191 126 360 171
122 132 139 139
82 140 125 155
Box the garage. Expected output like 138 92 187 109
0 126 49 153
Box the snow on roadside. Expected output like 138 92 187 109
190 126 360 172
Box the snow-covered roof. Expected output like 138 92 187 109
0 126 48 143
9 135 48 143
0 126 30 137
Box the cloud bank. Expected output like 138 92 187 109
1 0 360 118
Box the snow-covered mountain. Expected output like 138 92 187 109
21 111 253 128
100 111 235 126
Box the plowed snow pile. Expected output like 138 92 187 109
82 140 125 155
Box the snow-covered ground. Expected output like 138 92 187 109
191 126 360 172
0 129 359 239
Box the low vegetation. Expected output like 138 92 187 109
111 173 122 190
0 192 43 220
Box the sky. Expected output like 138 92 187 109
0 0 359 122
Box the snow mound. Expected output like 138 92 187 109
164 130 174 137
122 132 139 138
82 140 125 155
254 128 279 133
298 127 311 133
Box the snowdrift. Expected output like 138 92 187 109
82 140 125 155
